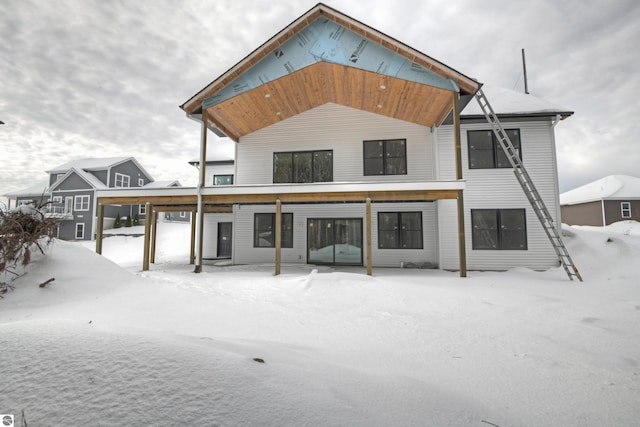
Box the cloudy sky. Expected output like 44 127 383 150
1 0 639 201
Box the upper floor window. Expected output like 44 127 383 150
254 213 293 248
214 174 234 186
273 150 332 183
138 178 144 186
468 129 521 169
74 195 90 211
114 173 130 187
472 209 527 250
363 139 407 176
621 202 632 218
378 212 423 249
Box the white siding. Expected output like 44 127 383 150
236 103 434 185
437 120 560 271
204 163 234 187
203 213 233 258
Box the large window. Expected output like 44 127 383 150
621 202 632 218
472 209 527 250
214 174 234 186
114 173 130 187
378 212 423 249
363 139 407 176
254 213 293 248
74 195 90 211
468 129 521 169
273 150 332 183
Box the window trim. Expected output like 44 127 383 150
377 212 423 249
621 202 632 218
138 178 144 186
273 150 333 183
213 174 234 186
114 172 130 188
75 223 85 239
471 209 528 250
467 129 522 169
363 139 408 176
139 204 147 215
253 213 294 248
74 195 90 211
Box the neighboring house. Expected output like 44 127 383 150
98 3 573 274
560 175 640 226
4 182 51 209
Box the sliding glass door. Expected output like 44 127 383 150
307 218 362 265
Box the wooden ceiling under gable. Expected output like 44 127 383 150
181 3 480 142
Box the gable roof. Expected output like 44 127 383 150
181 3 480 141
49 167 108 192
3 181 51 198
560 175 640 205
47 157 131 173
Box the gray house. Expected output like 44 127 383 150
3 182 51 208
560 175 640 226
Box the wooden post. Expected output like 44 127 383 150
366 197 372 276
142 202 152 271
190 211 197 265
195 109 208 273
96 203 104 254
275 199 282 276
150 208 157 264
453 92 467 277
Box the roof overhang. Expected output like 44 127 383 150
180 3 480 142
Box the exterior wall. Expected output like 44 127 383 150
437 119 560 271
561 201 603 226
604 200 640 225
55 172 93 191
109 160 150 187
236 103 433 185
204 162 235 187
90 170 108 186
52 189 95 240
203 213 234 258
231 202 438 267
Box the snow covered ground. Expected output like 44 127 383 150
1 221 639 426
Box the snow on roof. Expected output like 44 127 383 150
462 85 573 118
143 180 182 189
47 157 131 173
3 181 51 197
560 175 640 205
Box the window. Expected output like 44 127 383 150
621 202 632 218
468 129 521 169
363 139 407 175
139 204 147 215
378 212 423 249
138 178 144 186
254 213 293 248
74 195 90 211
53 196 62 203
273 150 332 183
114 173 130 187
472 209 527 250
180 211 186 218
214 174 234 186
64 197 74 214
75 223 85 239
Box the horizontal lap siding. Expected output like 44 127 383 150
236 103 434 185
203 213 233 258
437 121 560 270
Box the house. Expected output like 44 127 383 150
96 3 572 275
560 175 640 226
3 182 51 209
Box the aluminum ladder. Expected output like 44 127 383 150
474 88 583 281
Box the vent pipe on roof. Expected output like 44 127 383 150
522 48 529 95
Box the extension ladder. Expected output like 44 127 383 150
474 88 583 281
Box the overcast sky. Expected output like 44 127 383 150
1 0 639 201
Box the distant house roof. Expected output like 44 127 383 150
560 175 640 205
3 181 51 198
47 157 131 173
49 167 109 192
461 85 573 119
143 180 182 189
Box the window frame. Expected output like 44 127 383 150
621 202 632 218
273 150 333 184
139 204 147 215
363 139 407 176
377 212 423 249
114 172 130 188
471 209 528 250
74 195 90 211
138 178 144 186
253 213 294 248
75 223 85 240
467 129 522 169
213 174 234 186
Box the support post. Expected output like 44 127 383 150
195 109 208 273
190 211 197 265
150 208 157 264
96 203 104 255
142 202 152 271
275 199 281 276
453 91 467 277
366 197 372 276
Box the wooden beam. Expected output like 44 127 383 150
99 195 197 206
190 211 197 265
366 197 372 276
457 190 467 278
150 208 157 264
195 109 208 273
95 204 104 255
275 199 282 276
453 92 463 181
142 202 152 271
